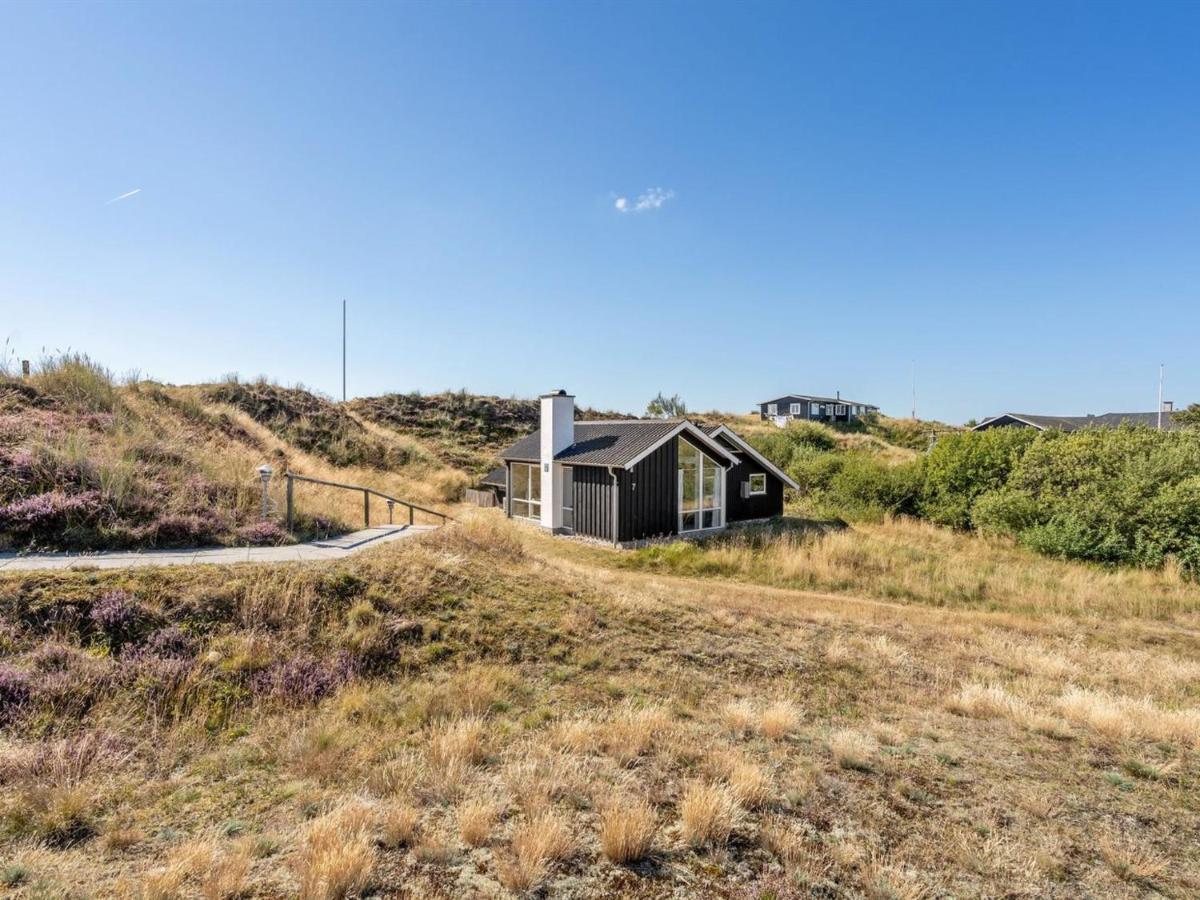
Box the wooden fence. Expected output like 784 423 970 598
285 473 454 532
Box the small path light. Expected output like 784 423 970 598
386 499 395 524
257 465 273 519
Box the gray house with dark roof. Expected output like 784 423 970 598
759 393 879 426
973 411 1183 432
495 391 798 545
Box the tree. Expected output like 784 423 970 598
645 392 687 418
1175 403 1200 427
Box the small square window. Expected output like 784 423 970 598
748 473 767 495
789 403 801 414
766 403 777 415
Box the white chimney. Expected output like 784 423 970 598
539 390 574 531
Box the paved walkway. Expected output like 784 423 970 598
0 525 438 572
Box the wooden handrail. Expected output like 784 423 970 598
284 472 454 532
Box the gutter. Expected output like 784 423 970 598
608 466 619 548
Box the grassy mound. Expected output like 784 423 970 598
1 515 1198 896
0 358 280 551
350 391 631 473
204 379 414 471
0 360 464 552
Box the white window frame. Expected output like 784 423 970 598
835 404 847 416
677 438 724 533
562 466 574 531
766 403 777 415
789 402 801 414
508 462 541 520
811 404 822 418
748 473 767 495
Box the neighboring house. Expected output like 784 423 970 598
496 391 799 546
759 393 879 427
973 409 1183 432
470 466 508 507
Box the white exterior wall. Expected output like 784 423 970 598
539 392 574 531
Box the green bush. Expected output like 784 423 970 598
978 427 1200 572
750 421 837 465
920 429 1037 528
828 454 922 519
969 488 1040 535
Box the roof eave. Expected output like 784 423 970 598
709 424 801 490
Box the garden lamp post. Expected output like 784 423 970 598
256 465 273 520
386 499 395 524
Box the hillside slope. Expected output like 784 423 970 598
0 360 467 552
0 514 1196 897
349 392 631 473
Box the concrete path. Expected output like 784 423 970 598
0 525 438 572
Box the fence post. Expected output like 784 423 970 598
286 474 294 533
363 490 370 528
408 505 414 526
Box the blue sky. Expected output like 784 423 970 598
2 1 1197 423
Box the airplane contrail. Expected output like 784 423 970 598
106 188 142 204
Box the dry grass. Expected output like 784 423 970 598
678 781 744 849
598 795 657 864
1055 687 1200 747
594 703 671 767
829 729 878 772
759 700 801 739
135 839 253 900
721 699 757 738
379 803 420 849
624 515 1200 620
428 715 488 767
457 798 502 847
500 812 575 892
4 506 1200 897
294 802 377 900
726 761 772 809
946 682 1026 720
1099 834 1170 888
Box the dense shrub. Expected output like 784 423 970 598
0 665 32 724
0 490 106 548
830 455 922 519
237 520 289 546
747 416 1200 577
141 625 197 659
250 652 356 706
750 421 838 465
970 427 1200 574
919 429 1037 528
88 590 145 649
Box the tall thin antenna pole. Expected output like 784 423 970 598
1158 363 1164 431
911 361 917 420
342 299 347 403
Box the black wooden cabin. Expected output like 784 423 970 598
495 397 798 545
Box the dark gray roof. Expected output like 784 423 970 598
759 393 878 408
498 420 735 468
706 425 802 491
975 412 1183 432
479 466 507 487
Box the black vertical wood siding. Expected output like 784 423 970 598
714 435 785 521
619 439 677 541
571 464 615 541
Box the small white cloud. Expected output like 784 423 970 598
106 188 141 204
614 186 674 214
